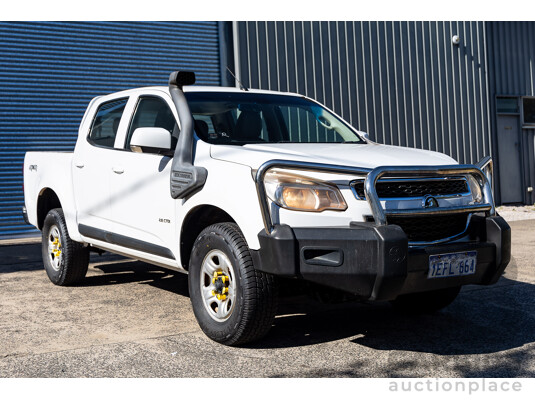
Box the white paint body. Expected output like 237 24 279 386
23 86 466 273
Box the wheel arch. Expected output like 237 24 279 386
37 188 62 230
180 204 237 270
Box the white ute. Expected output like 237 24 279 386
23 71 511 345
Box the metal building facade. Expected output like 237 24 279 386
487 21 535 205
232 21 535 205
0 21 222 238
1 21 534 240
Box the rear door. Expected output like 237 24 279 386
73 96 132 232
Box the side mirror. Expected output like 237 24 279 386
130 127 172 154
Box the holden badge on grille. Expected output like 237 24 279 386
422 195 439 208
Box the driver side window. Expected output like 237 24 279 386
125 96 179 150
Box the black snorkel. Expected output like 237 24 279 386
168 71 208 199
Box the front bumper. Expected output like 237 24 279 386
251 215 511 301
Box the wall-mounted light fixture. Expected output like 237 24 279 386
452 35 461 45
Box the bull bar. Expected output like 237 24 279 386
255 158 496 235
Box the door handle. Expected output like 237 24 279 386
74 161 84 169
112 166 124 174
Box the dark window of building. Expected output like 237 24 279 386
496 97 519 114
125 96 179 150
523 97 535 124
88 98 128 148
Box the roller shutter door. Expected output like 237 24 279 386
0 21 221 238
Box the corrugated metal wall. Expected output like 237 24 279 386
488 21 535 205
0 21 221 238
490 22 535 96
234 21 494 165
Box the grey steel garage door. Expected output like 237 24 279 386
0 21 221 238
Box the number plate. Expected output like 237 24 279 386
428 251 477 279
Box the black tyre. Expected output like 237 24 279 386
188 222 278 346
42 208 89 286
390 286 461 314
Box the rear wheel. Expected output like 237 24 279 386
390 286 461 314
42 208 89 286
188 222 278 346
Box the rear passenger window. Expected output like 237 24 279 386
125 96 179 150
88 98 128 148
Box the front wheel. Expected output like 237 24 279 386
188 223 278 346
42 208 89 286
390 286 461 314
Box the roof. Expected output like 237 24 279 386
98 85 304 100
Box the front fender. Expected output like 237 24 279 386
179 158 264 250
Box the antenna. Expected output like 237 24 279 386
226 66 248 91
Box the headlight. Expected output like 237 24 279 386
466 175 483 204
264 170 347 212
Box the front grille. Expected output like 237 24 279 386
352 178 469 199
387 213 470 242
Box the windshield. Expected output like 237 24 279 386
185 92 364 145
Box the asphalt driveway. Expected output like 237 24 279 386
1 220 534 377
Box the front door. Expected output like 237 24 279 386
108 94 179 257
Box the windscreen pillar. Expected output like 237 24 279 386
168 71 208 199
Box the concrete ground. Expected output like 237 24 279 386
496 205 535 222
0 220 534 378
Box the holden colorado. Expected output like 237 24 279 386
23 71 511 345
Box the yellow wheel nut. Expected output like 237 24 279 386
212 271 223 284
222 287 229 295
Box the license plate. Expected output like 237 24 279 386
428 251 477 279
